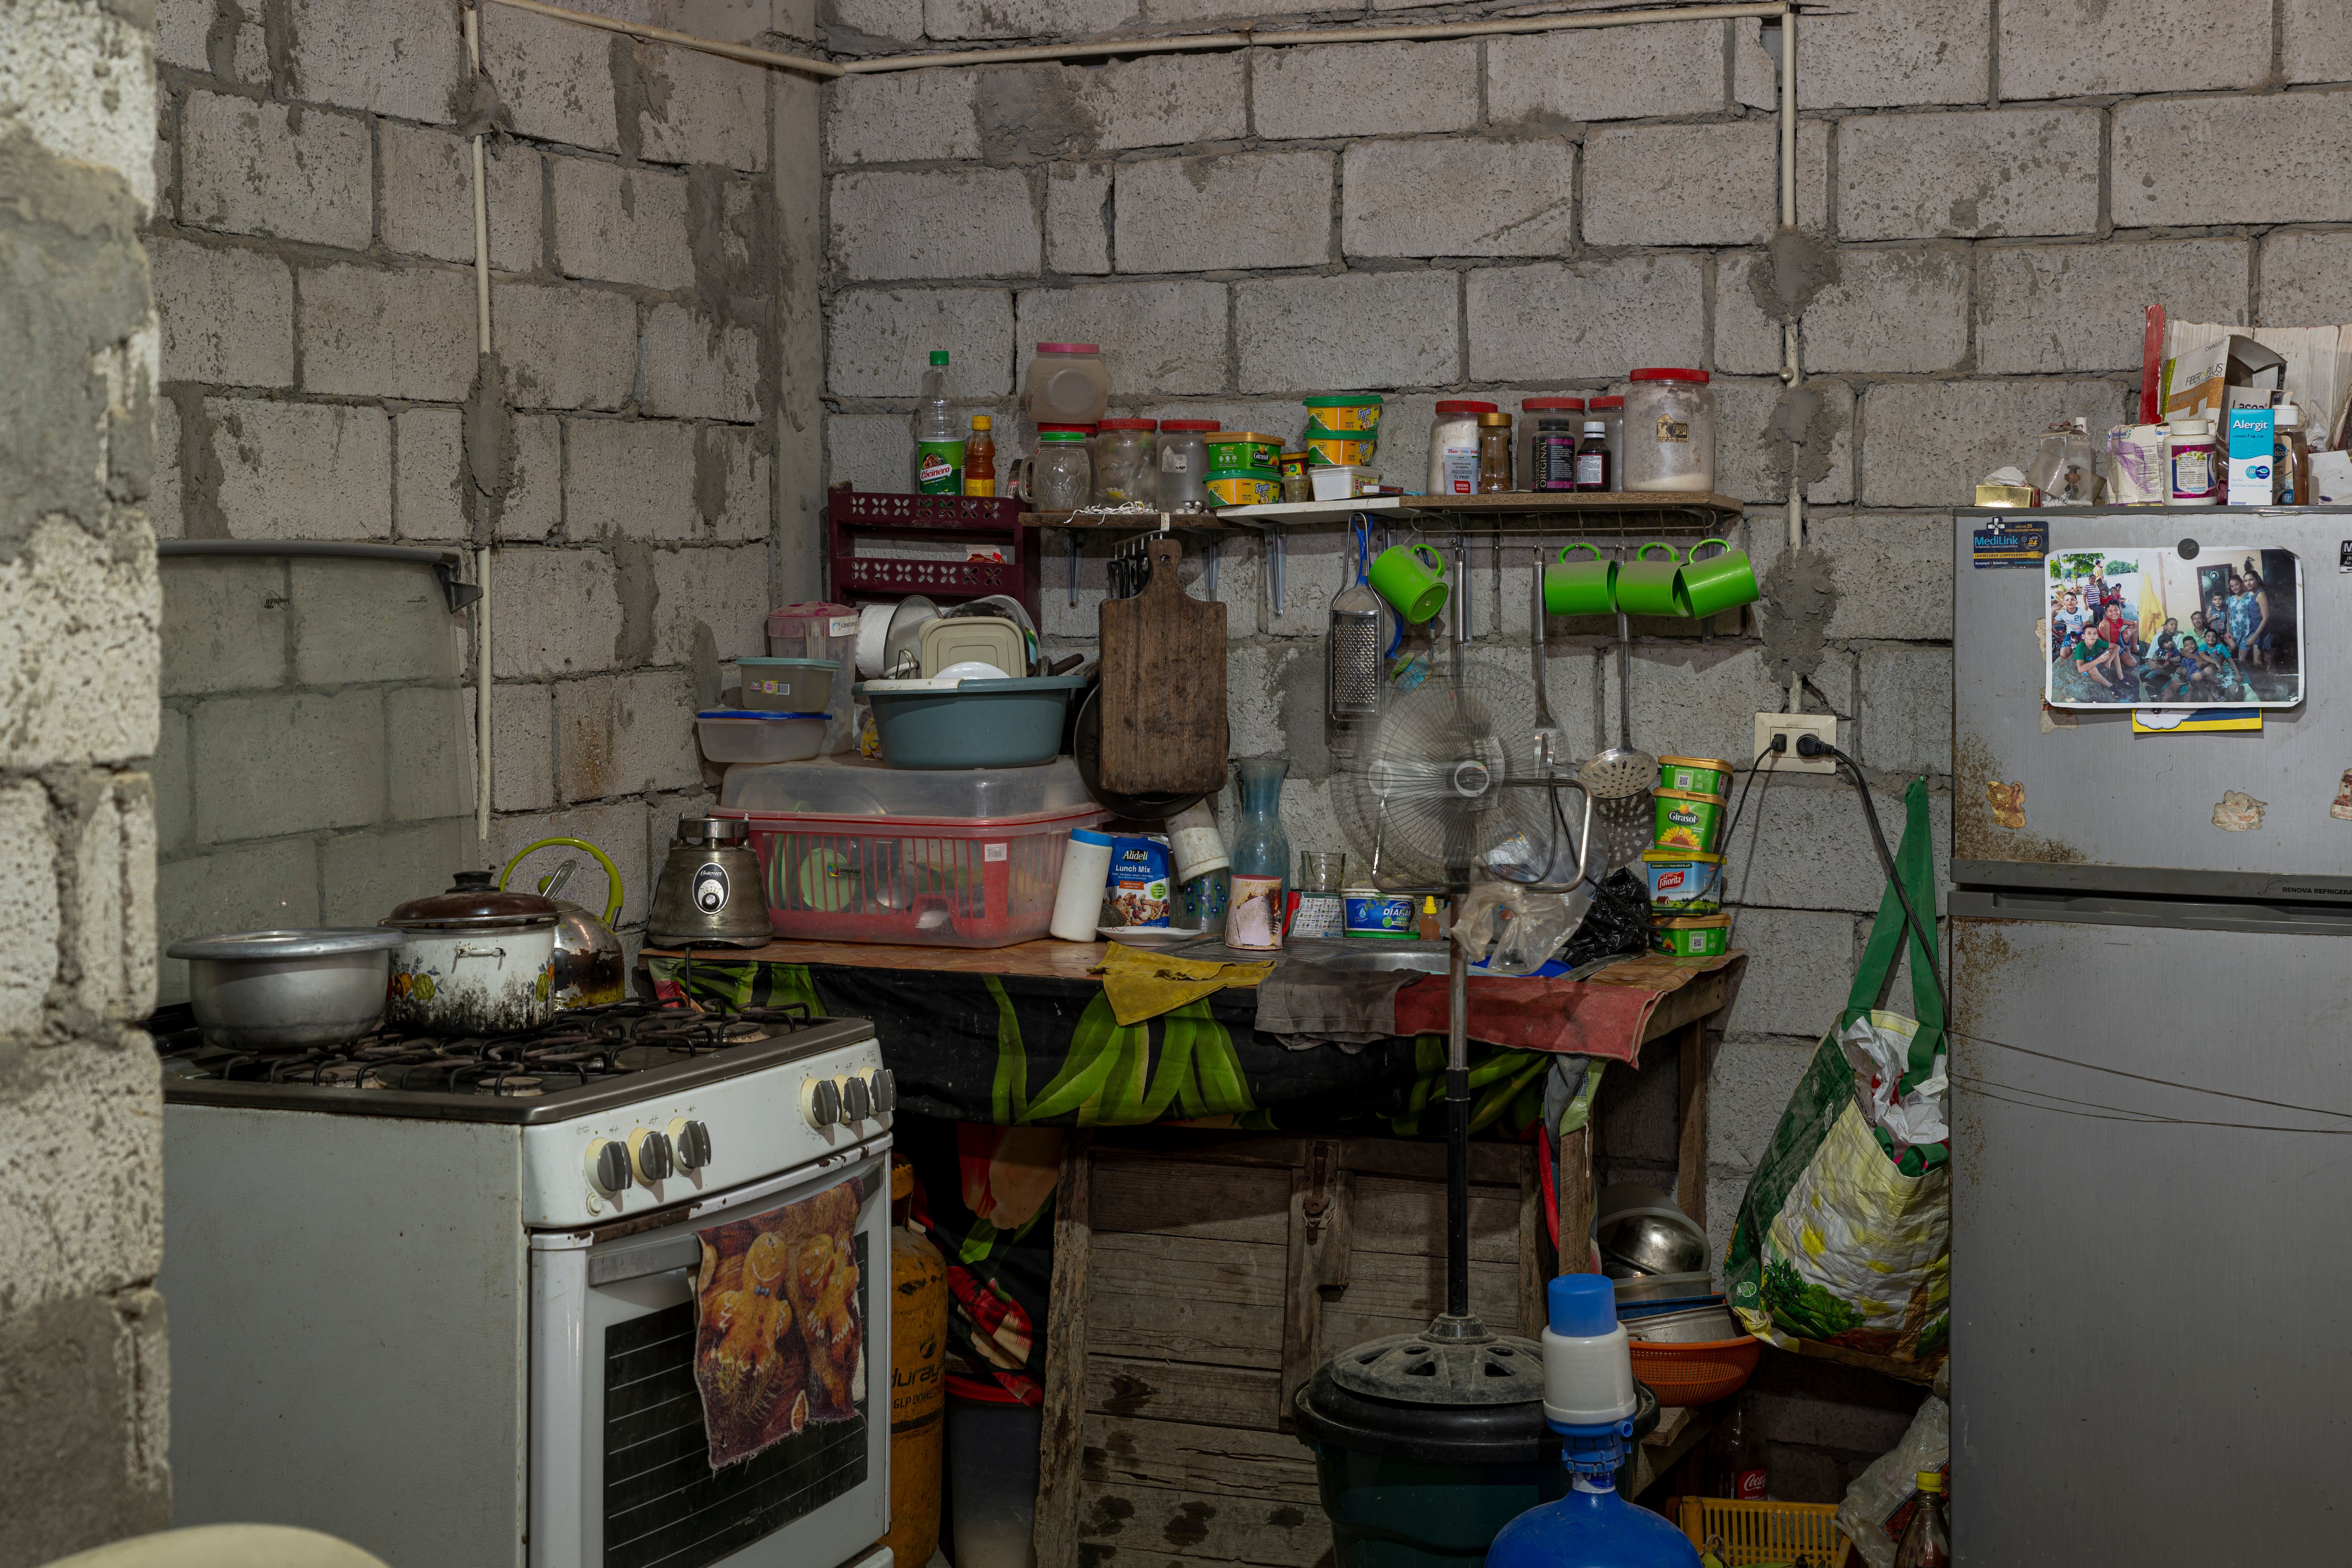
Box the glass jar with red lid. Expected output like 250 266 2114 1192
1621 369 1714 493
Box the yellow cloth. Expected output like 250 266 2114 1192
1093 941 1275 1026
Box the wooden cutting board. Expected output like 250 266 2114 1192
1097 536 1228 796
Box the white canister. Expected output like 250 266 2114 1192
1165 800 1229 883
384 871 558 1034
1049 828 1116 941
1427 400 1497 496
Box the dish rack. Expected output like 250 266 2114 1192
827 488 1041 622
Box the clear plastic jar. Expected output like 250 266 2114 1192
1589 395 1626 492
1519 397 1585 491
1024 342 1109 426
1156 419 1218 511
1033 431 1092 510
1621 370 1714 493
1476 412 1515 493
1428 400 1496 495
1091 419 1157 506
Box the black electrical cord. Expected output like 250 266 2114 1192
1716 741 1783 949
1796 733 1947 1019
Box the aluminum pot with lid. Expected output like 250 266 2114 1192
167 928 405 1051
383 870 559 1034
649 816 771 948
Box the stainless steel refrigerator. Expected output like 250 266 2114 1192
1950 504 2352 1564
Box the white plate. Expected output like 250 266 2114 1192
1098 925 1206 946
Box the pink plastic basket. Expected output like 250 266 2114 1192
718 804 1108 948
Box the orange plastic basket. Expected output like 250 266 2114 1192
1628 1335 1762 1407
1678 1497 1853 1567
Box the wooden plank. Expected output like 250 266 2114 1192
1081 1415 1322 1506
1036 1133 1095 1568
1097 535 1229 795
1676 1019 1711 1229
1558 1122 1595 1274
1338 1136 1526 1187
1092 1159 1292 1244
1643 970 1732 1043
1349 1175 1519 1262
1073 1479 1332 1568
1086 1301 1285 1370
1279 1141 1352 1427
1084 1356 1286 1433
1089 1233 1288 1307
1517 1148 1544 1337
1090 1130 1308 1170
1629 1405 1714 1500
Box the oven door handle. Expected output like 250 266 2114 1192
588 1234 702 1286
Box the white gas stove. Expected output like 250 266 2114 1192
156 1001 895 1568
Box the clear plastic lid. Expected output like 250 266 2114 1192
718 754 1093 821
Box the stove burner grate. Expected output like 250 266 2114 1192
153 999 822 1097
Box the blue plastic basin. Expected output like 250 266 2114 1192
854 676 1087 769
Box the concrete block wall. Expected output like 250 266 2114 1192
819 0 2352 1492
148 0 826 951
1 2 172 1560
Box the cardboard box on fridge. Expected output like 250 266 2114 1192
2143 306 2352 446
2161 333 2283 423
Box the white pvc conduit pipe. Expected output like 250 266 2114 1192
466 0 494 842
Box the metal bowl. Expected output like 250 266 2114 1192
1623 1303 1743 1345
166 929 404 1051
1613 1270 1717 1306
1596 1209 1711 1277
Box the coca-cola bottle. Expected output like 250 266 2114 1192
1718 1393 1767 1500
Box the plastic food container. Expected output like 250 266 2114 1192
1305 430 1377 469
1658 755 1732 796
1091 418 1157 506
1303 394 1383 433
1205 432 1283 472
1622 369 1715 493
735 657 838 713
1652 914 1731 958
716 784 1110 951
1652 789 1727 852
1032 430 1092 510
1642 850 1722 915
1207 468 1282 507
1343 887 1415 938
696 710 829 764
855 674 1086 769
1156 419 1219 511
1024 342 1108 426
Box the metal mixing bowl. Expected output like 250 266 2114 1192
1596 1209 1712 1277
167 929 404 1051
1623 1303 1743 1345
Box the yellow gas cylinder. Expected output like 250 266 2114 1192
883 1157 948 1567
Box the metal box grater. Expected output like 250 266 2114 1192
1327 583 1384 719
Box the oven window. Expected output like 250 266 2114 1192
601 1234 870 1568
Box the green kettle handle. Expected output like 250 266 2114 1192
501 836 624 925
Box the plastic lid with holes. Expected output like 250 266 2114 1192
1629 368 1708 382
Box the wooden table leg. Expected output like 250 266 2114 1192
1032 1133 1092 1568
1675 1019 1710 1229
1557 1122 1594 1274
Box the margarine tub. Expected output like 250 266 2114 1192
1206 468 1281 507
1653 914 1730 957
1642 849 1722 915
1342 886 1415 939
1652 788 1727 853
1658 755 1733 797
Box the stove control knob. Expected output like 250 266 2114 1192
629 1128 675 1183
870 1068 897 1116
668 1117 713 1171
585 1138 632 1194
842 1075 873 1123
803 1076 842 1128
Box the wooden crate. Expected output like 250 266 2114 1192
1033 1131 1546 1568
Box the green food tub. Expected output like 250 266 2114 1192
852 675 1086 769
1652 788 1726 853
1303 394 1385 433
1205 431 1284 471
1657 755 1733 797
1653 914 1730 957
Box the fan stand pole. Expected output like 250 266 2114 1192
1445 934 1471 1321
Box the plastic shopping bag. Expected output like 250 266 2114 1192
1724 778 1949 1383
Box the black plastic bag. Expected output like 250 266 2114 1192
1558 868 1651 969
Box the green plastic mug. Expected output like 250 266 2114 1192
1543 542 1618 616
1680 537 1759 618
1614 542 1692 618
1369 542 1450 624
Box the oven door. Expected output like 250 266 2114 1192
530 1142 891 1568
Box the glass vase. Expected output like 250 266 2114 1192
1225 757 1290 951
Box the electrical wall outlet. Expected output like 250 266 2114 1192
1753 712 1838 773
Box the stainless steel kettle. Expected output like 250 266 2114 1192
500 836 628 1008
649 816 771 948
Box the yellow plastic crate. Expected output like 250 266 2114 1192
1677 1497 1854 1567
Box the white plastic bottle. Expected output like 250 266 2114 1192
2164 417 2219 504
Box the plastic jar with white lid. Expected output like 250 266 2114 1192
1621 369 1715 493
1519 397 1586 492
1091 418 1157 505
2165 418 2219 504
1024 342 1109 426
1428 400 1498 496
1588 396 1625 493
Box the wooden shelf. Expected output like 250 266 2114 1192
1024 508 1263 531
1410 491 1745 529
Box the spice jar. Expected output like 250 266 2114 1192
1091 418 1157 506
1427 400 1497 496
1589 395 1626 490
1519 397 1585 491
1023 342 1108 426
1621 369 1714 493
1032 430 1092 510
1156 418 1218 511
1476 412 1515 493
1533 418 1581 492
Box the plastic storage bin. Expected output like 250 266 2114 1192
695 711 828 763
1677 1498 1853 1567
715 757 1105 947
856 674 1085 769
